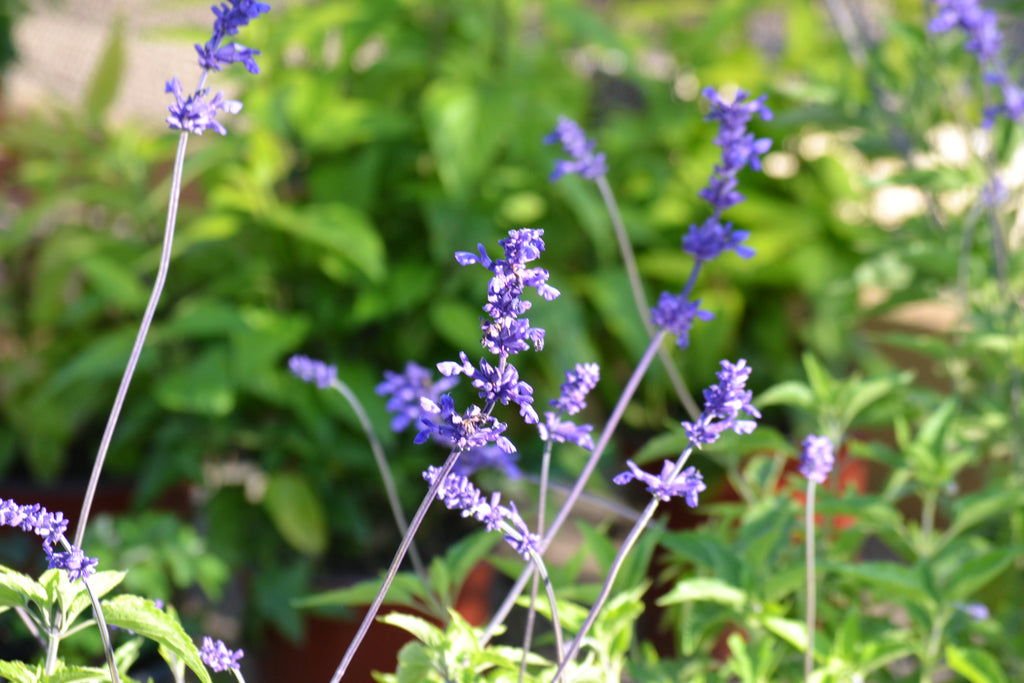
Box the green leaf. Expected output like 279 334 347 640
293 570 428 611
755 380 816 411
761 616 808 652
801 352 836 403
944 547 1019 601
39 664 110 683
657 577 747 609
101 594 211 683
378 611 444 647
947 488 1024 539
0 660 40 683
153 343 235 417
838 374 909 428
262 471 329 557
67 571 126 625
945 644 1008 683
831 561 935 606
83 16 124 121
0 567 47 609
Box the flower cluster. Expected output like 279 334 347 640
377 361 460 432
798 434 835 485
682 359 760 447
166 0 269 135
417 229 558 454
928 0 1023 126
539 363 600 450
423 466 539 558
288 354 337 390
0 499 98 581
613 460 707 508
543 116 609 181
651 88 771 348
200 636 244 673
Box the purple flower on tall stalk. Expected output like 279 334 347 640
376 362 460 433
613 460 707 508
1 498 98 581
423 466 539 558
544 116 609 181
418 229 558 455
166 0 269 135
798 434 835 484
200 636 244 673
927 0 1024 126
650 293 715 350
288 354 337 390
539 363 600 450
681 359 760 447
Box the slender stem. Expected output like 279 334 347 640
920 487 938 557
329 449 461 683
551 447 695 682
73 132 190 548
328 378 432 593
520 439 555 682
231 668 247 683
13 605 45 648
804 480 817 681
482 332 665 645
44 605 60 675
595 176 701 420
522 545 563 671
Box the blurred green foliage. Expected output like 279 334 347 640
2 0 1023 669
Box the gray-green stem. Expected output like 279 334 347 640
481 331 665 645
73 131 190 549
551 446 695 682
804 479 817 680
329 449 461 683
520 438 555 683
595 176 701 420
328 378 432 597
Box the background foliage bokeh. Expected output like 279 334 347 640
2 0 1022 670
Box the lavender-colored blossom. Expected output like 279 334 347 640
212 0 271 37
376 362 459 432
439 352 538 424
200 636 244 672
453 446 522 479
613 460 707 508
288 354 337 390
798 434 835 484
543 116 609 181
456 228 559 358
650 293 715 350
1 498 97 581
550 363 600 416
538 412 595 450
954 601 991 621
928 0 1023 127
196 41 262 74
682 359 760 447
165 78 242 136
682 217 755 263
415 395 515 453
423 466 539 557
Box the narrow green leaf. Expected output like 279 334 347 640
83 16 124 120
67 571 126 625
946 644 1008 683
657 577 747 609
754 380 816 411
101 594 212 683
944 547 1018 601
0 568 47 609
262 471 328 557
0 660 40 683
378 611 444 647
801 352 836 403
39 664 109 682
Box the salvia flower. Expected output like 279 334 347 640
165 0 268 135
424 466 540 558
415 395 515 453
543 116 609 181
288 354 337 390
376 361 460 433
200 636 244 673
613 460 707 508
539 362 600 449
438 352 539 424
0 498 98 581
165 78 242 136
650 293 715 350
682 359 760 447
798 434 835 484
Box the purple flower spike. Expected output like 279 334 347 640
165 78 242 136
196 41 263 74
423 467 538 557
550 363 600 416
376 362 460 433
544 116 609 181
613 460 707 507
682 359 760 447
415 395 515 453
288 354 337 390
200 636 244 673
651 293 715 350
798 434 834 484
1 498 98 581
